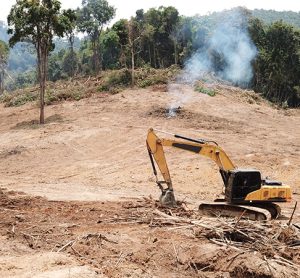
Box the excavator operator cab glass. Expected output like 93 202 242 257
225 169 261 203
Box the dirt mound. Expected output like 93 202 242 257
13 114 65 130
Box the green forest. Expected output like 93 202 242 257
0 0 299 111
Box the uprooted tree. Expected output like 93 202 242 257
7 0 76 124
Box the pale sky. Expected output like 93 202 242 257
0 0 299 24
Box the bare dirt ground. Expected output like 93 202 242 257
0 82 300 277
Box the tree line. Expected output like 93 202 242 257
0 1 299 123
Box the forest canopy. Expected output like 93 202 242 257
0 3 299 107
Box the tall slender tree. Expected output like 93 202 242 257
64 15 78 78
63 42 79 78
8 0 76 124
77 0 115 74
127 18 142 86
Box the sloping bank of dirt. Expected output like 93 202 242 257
1 188 300 277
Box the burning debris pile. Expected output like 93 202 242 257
148 106 183 118
146 103 246 133
166 106 182 118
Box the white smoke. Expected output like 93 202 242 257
168 9 257 114
185 9 257 86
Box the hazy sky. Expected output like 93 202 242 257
1 0 299 23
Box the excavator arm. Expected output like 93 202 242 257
146 128 236 205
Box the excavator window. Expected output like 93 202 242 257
226 170 261 203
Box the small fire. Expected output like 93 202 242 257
166 106 181 118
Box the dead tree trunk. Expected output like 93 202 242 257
37 42 48 124
131 42 135 86
92 39 100 75
0 70 4 94
128 22 135 87
173 39 178 65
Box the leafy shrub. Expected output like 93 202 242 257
98 68 131 92
45 89 84 104
135 65 180 88
137 75 167 88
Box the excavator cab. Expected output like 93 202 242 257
224 169 291 204
225 169 262 203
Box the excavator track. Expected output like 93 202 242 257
248 202 281 219
198 202 281 221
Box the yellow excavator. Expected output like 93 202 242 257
146 128 292 220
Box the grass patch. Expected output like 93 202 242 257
13 114 64 129
194 82 216 97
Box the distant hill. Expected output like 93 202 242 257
0 21 36 73
193 8 300 30
252 9 300 29
8 37 81 74
0 21 81 74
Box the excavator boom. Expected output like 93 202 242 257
147 128 236 189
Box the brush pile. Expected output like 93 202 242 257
1 189 299 277
95 199 300 267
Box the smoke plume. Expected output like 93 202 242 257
189 9 257 86
168 9 257 114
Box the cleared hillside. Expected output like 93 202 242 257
0 83 299 277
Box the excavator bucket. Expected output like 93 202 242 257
159 189 176 207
